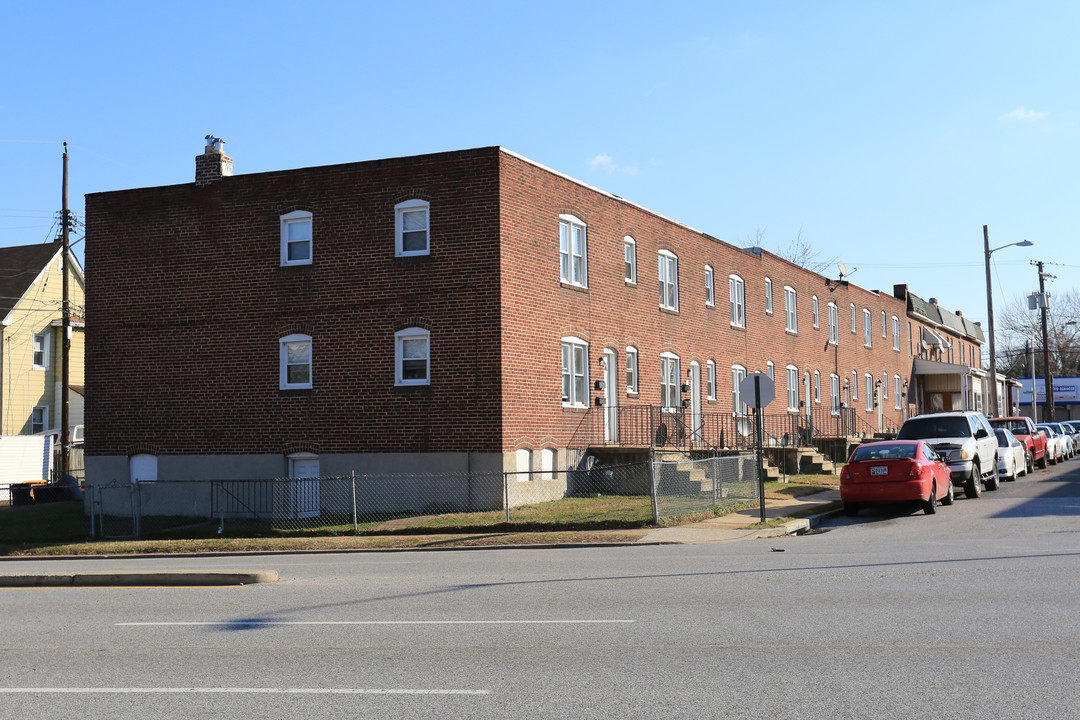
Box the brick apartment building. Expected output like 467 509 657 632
84 142 995 501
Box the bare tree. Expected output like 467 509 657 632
995 288 1080 378
773 228 837 275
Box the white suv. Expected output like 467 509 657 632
896 411 1000 498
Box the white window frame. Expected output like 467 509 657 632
830 374 840 414
729 275 745 328
395 327 431 386
852 370 858 400
31 406 48 434
732 365 747 416
625 346 639 395
32 332 49 370
706 360 716 400
784 286 798 333
787 366 799 411
881 310 887 339
704 265 715 307
658 250 679 311
660 352 681 409
395 199 430 257
863 308 872 347
882 372 889 399
828 302 838 345
892 316 900 351
850 303 857 333
287 452 320 479
623 236 637 285
894 375 902 409
814 370 821 403
812 295 820 328
280 210 313 266
764 277 773 314
559 214 588 287
865 374 874 412
561 336 589 407
766 361 774 381
279 333 312 390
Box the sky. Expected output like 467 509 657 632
2 0 1076 353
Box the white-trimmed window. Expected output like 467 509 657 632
894 375 902 409
852 370 858 400
660 352 681 408
559 214 588 287
764 277 773 314
850 303 857 333
625 346 638 395
280 210 313 266
32 332 49 370
812 296 820 328
623 236 636 284
863 308 872 347
658 251 679 311
732 365 747 416
395 328 430 386
395 199 430 256
830 374 840 414
280 334 312 389
828 302 838 345
707 360 716 400
31 406 47 434
814 370 821 403
729 275 745 327
561 337 589 407
704 265 715 306
784 286 798 333
892 316 900 351
787 366 799 411
882 372 889 399
865 374 874 411
881 310 887 339
766 361 774 381
288 452 320 479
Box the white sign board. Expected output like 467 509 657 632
739 372 775 409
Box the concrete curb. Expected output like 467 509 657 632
0 570 278 587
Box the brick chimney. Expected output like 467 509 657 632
195 135 233 185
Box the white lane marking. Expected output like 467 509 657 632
0 687 487 695
117 619 635 626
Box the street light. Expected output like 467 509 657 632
983 225 1034 417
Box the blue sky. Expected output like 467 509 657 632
2 0 1075 349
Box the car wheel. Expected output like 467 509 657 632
924 483 938 515
843 502 860 517
985 458 1000 491
964 463 982 499
1039 453 1048 469
1024 452 1033 476
941 481 954 506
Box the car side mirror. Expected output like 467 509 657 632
975 428 989 439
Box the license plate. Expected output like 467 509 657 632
870 466 889 476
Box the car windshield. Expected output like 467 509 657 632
897 416 971 439
851 444 918 461
1037 425 1056 437
991 420 1030 435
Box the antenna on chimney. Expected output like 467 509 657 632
825 261 857 292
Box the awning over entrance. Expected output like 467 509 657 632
913 359 970 376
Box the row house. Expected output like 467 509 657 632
84 142 986 500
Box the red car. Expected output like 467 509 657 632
840 440 954 516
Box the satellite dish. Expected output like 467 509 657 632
838 262 848 277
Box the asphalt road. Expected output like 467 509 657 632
2 459 1079 719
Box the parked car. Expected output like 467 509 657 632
1052 422 1080 458
1036 424 1066 465
896 411 1000 498
989 416 1046 472
994 428 1026 481
840 440 954 516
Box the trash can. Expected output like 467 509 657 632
10 484 34 506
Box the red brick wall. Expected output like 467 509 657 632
86 148 504 456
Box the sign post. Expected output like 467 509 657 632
740 373 775 523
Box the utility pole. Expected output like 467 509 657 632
984 225 999 417
1035 261 1054 422
60 143 71 479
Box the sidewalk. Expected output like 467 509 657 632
639 489 842 544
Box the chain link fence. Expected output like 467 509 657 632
86 454 763 538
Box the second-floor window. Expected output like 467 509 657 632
828 303 838 345
559 215 587 287
395 328 430 385
624 236 636 284
784 286 797 333
764 277 773 314
32 333 49 370
658 251 679 311
280 334 312 389
395 199 430 256
863 309 872 347
280 211 313 266
812 295 820 328
892 316 900 351
729 275 745 327
704 265 714 306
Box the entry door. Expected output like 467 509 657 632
690 362 702 443
603 349 618 443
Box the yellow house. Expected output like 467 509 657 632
0 241 85 439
